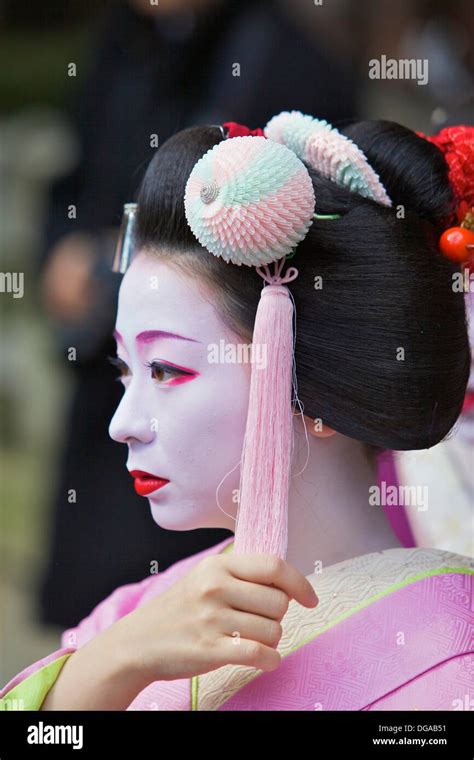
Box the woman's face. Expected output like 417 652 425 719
109 250 251 531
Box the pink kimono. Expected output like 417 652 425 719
1 453 472 711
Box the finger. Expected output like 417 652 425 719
224 577 290 621
216 635 282 672
219 608 283 648
225 554 318 608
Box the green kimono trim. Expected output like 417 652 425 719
0 653 74 711
191 565 474 711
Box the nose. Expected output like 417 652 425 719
109 384 156 445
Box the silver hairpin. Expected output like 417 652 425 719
112 203 137 274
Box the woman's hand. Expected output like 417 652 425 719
113 552 319 683
40 554 318 710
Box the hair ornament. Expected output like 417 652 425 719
264 110 392 207
184 135 316 266
417 125 474 264
439 204 474 264
416 126 474 213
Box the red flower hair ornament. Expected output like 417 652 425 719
417 125 474 265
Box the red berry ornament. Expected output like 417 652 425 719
439 226 474 263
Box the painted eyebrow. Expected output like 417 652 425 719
113 329 201 345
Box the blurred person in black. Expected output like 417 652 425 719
38 0 360 627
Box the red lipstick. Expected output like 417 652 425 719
130 470 169 496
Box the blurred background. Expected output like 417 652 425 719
1 0 473 685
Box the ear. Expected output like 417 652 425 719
296 412 337 438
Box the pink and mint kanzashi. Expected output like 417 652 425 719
265 110 393 208
184 135 316 266
184 111 392 269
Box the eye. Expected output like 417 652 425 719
108 355 130 380
107 355 197 385
145 361 195 385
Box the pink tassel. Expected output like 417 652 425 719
233 260 298 559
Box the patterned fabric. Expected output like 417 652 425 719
216 569 473 710
1 539 472 711
196 547 473 710
0 652 75 711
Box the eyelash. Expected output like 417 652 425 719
107 356 195 385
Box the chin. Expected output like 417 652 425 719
148 509 195 531
147 490 235 532
148 501 195 531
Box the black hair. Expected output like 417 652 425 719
134 121 470 450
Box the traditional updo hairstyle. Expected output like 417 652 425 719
133 120 470 455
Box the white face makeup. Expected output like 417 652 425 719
109 250 251 531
